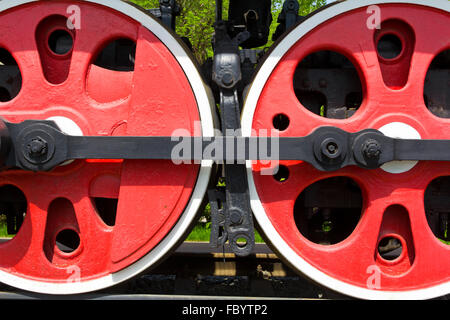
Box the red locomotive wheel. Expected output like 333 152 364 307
0 0 214 294
242 0 450 299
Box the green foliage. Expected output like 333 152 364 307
0 217 13 238
176 0 216 63
129 0 159 9
185 224 212 242
128 0 327 64
129 0 215 63
186 223 265 243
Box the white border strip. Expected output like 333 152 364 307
241 0 450 300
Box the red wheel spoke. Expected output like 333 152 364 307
0 162 122 281
0 11 48 110
368 5 450 116
401 6 449 95
367 186 450 289
67 3 139 88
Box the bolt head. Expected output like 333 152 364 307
327 143 337 154
320 138 342 160
362 139 382 159
27 138 48 157
230 210 243 225
222 72 235 87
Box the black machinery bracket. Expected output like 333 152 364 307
210 18 255 257
272 0 305 42
147 0 181 31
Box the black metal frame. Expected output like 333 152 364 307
147 0 180 30
210 12 255 256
